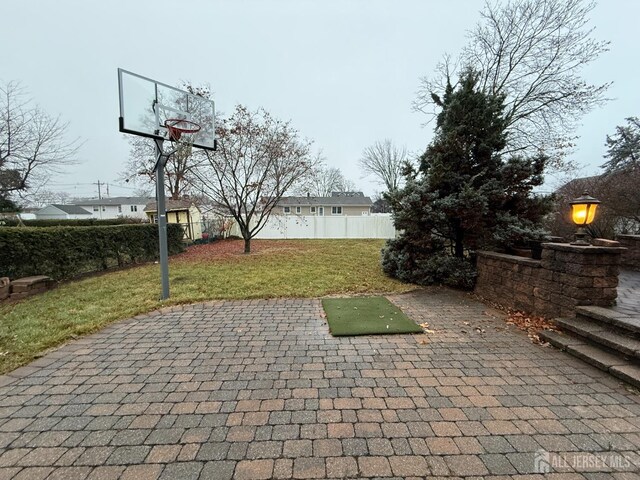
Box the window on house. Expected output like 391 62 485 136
296 206 301 214
131 205 138 212
102 206 106 211
283 206 291 214
93 207 98 212
331 206 342 215
310 206 316 214
118 206 122 213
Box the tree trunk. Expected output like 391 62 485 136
244 237 251 254
454 223 464 258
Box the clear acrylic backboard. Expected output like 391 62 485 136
117 68 215 150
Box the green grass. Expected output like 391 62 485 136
322 296 422 336
0 239 413 374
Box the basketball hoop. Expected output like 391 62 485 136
164 118 201 143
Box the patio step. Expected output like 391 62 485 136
575 306 640 335
553 317 640 360
539 330 640 389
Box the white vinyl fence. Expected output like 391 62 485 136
230 214 397 239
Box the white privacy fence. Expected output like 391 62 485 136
229 214 397 239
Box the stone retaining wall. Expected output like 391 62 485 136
475 243 624 318
617 234 640 270
0 276 55 302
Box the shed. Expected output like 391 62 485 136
144 199 202 241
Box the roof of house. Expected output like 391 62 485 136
48 204 92 215
144 199 199 212
74 196 153 206
277 195 373 207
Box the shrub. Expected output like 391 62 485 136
0 224 184 281
0 217 147 227
382 238 477 290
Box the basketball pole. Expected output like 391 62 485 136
154 138 170 300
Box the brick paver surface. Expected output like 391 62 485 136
1 290 639 478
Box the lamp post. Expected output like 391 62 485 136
569 192 600 246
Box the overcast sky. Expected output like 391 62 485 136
2 0 639 200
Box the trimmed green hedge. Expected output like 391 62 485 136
0 224 184 281
0 218 146 227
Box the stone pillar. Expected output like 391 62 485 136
539 242 625 316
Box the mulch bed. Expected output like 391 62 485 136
173 239 304 262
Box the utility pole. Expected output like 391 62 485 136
93 180 102 199
93 181 103 219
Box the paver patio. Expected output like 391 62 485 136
1 288 639 479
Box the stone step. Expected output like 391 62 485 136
539 330 640 389
576 305 640 335
553 317 640 360
556 318 640 359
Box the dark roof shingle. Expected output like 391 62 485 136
145 199 197 212
50 204 92 215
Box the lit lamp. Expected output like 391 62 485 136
569 192 600 245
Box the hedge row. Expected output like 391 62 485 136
0 218 146 227
0 224 184 281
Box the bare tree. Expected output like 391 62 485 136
550 168 640 240
359 139 407 192
295 165 357 197
193 105 317 253
0 80 80 200
119 83 212 200
414 0 610 166
22 188 72 208
121 136 199 200
371 191 392 213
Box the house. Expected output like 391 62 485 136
276 192 373 216
144 199 203 241
72 197 153 220
35 204 93 220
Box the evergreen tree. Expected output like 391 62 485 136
383 71 551 289
602 117 640 173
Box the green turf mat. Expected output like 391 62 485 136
322 296 422 336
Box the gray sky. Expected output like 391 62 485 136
2 0 639 199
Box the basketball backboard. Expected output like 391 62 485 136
117 68 215 150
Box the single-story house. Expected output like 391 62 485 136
144 199 202 241
73 197 153 220
276 192 373 216
35 204 93 220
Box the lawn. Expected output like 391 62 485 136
0 239 413 374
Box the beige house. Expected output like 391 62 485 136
276 192 373 216
144 199 202 241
